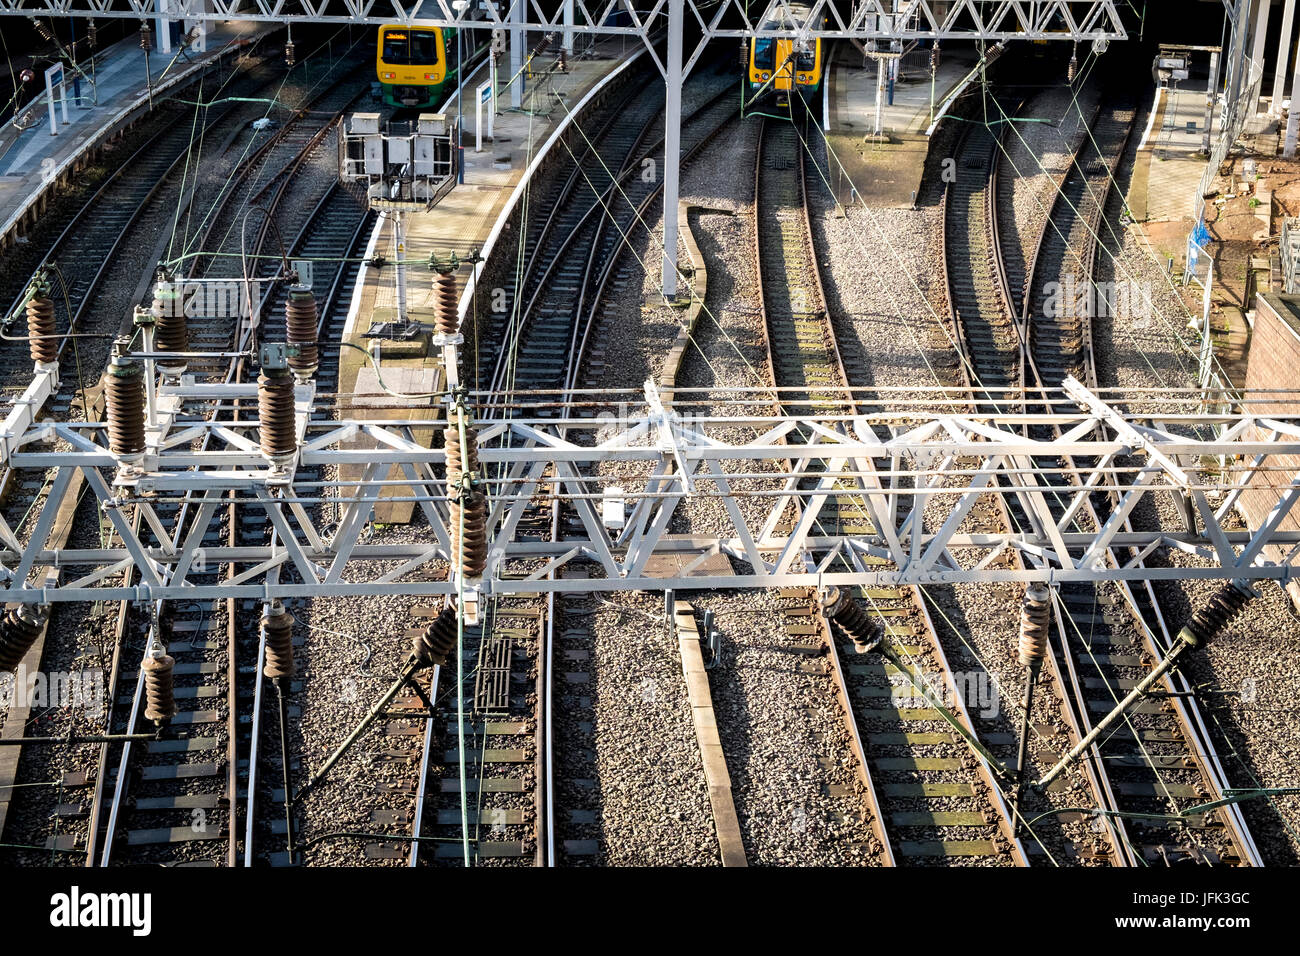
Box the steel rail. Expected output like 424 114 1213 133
89 64 368 866
1015 93 1259 866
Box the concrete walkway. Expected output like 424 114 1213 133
339 41 639 522
1127 82 1213 225
825 44 979 208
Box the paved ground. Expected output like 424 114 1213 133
340 42 635 522
824 45 979 208
1127 82 1213 225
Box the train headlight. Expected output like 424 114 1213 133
798 73 809 82
761 71 770 80
382 71 396 79
425 73 436 80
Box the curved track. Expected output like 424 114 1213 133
756 114 1027 866
942 85 1260 866
79 55 373 867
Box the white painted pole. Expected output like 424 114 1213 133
1272 0 1296 111
510 0 524 110
45 64 63 136
1248 0 1273 115
1204 49 1220 152
823 62 830 133
395 211 408 321
490 53 498 139
874 56 885 134
661 0 683 300
475 81 491 151
1284 32 1300 153
563 0 574 55
194 9 207 55
157 0 171 55
1226 0 1251 132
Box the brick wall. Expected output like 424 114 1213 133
1240 294 1300 605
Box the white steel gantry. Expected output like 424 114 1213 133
5 363 1300 604
7 1 1130 295
0 1 1130 36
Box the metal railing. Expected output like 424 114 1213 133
1282 217 1300 293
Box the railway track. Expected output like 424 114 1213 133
486 74 738 406
0 61 286 403
482 82 663 404
244 176 374 867
74 53 373 867
0 52 282 329
940 100 1022 406
402 589 546 865
1023 102 1133 393
0 47 366 864
398 67 742 867
0 37 1265 872
755 112 1026 865
937 89 1119 865
384 76 678 868
406 69 740 867
942 84 1260 866
1014 96 1259 866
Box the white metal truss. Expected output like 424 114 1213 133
5 364 1300 603
1 0 1128 40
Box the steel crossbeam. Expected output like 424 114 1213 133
1 1 1129 41
4 369 1300 602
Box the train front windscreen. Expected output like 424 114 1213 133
382 30 439 66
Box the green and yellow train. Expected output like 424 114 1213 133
377 13 489 110
747 2 826 104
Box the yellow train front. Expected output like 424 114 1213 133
377 24 457 109
748 3 824 106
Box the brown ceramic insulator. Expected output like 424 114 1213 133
434 271 458 336
411 605 458 668
153 287 189 377
105 356 146 458
1018 584 1051 666
285 289 319 381
26 296 57 365
258 364 297 463
450 490 488 578
443 421 478 487
153 288 187 340
261 604 295 684
0 605 47 673
826 587 882 650
1181 581 1253 647
142 652 177 724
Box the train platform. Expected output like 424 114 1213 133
340 40 642 522
1125 82 1213 228
0 21 270 248
823 44 980 208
